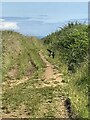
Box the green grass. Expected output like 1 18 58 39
42 23 89 118
67 63 89 118
2 70 67 117
43 50 89 118
2 24 89 119
46 54 89 118
2 30 45 81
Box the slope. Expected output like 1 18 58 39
42 22 89 118
2 30 75 118
2 30 45 88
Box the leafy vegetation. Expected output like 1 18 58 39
43 22 88 68
43 22 89 118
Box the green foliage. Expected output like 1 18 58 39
43 22 89 118
43 23 88 67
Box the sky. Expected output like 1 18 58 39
0 2 88 37
1 0 89 2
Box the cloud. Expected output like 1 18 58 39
0 19 5 22
0 20 19 30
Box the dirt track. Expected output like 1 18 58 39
38 51 69 118
2 51 71 118
38 51 66 88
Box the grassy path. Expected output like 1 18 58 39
37 51 69 117
2 51 71 118
38 51 66 88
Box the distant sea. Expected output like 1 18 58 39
0 17 88 37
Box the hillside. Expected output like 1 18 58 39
1 23 89 119
42 22 89 118
1 30 70 118
2 30 45 83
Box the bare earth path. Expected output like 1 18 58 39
38 51 66 88
3 51 64 89
38 51 69 118
2 51 70 118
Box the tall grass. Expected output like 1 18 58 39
43 23 89 118
2 30 45 81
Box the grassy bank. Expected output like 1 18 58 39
2 30 45 82
43 22 89 118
